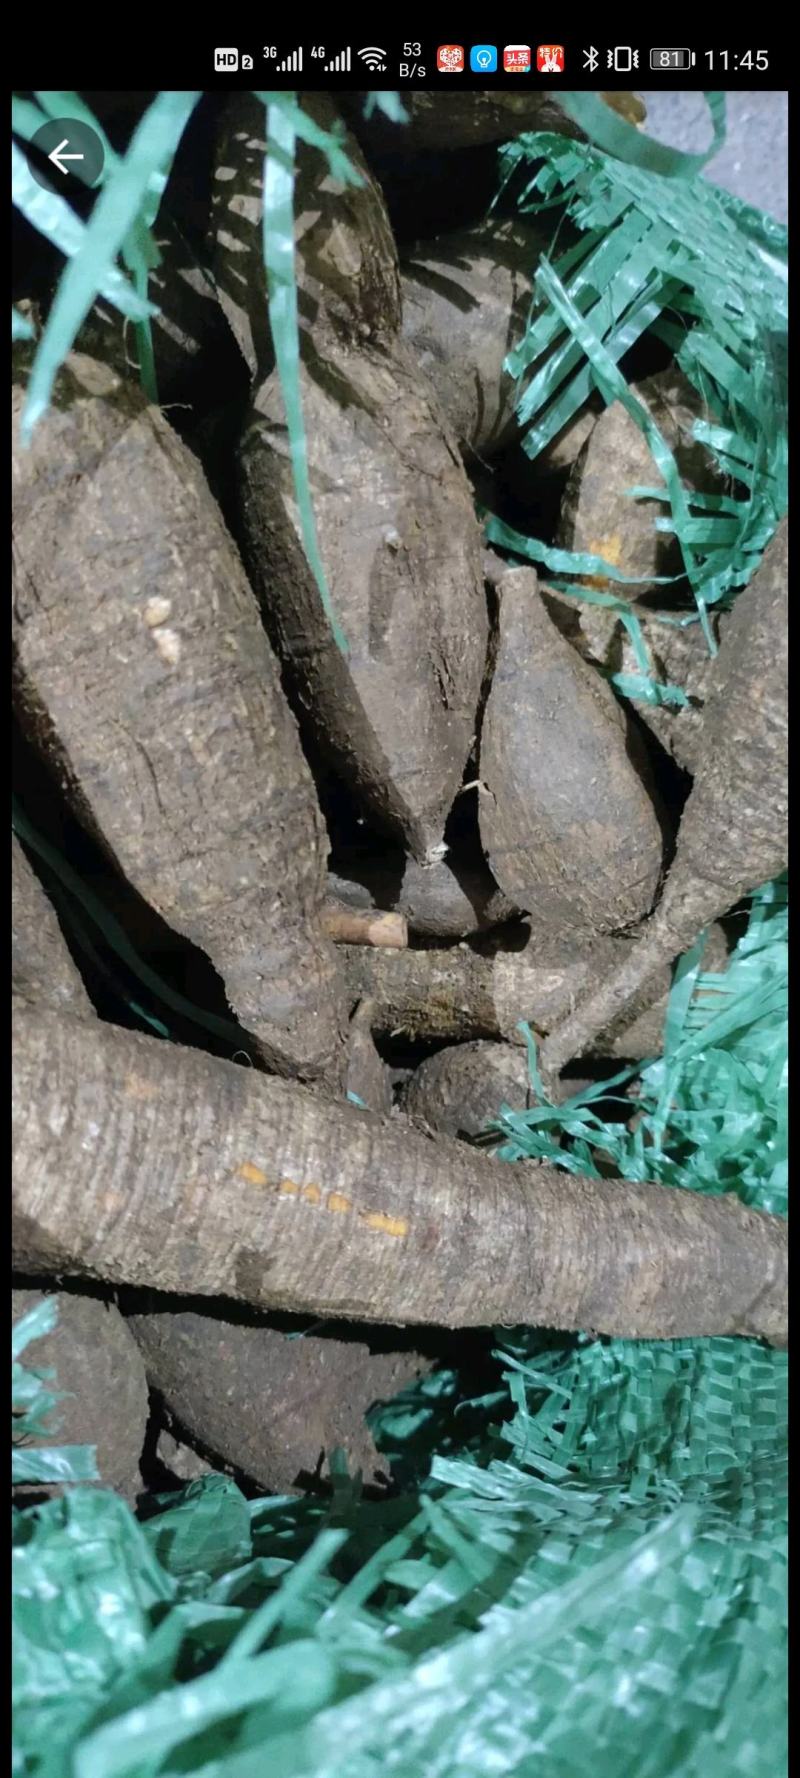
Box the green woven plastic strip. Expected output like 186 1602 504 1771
12 1299 99 1487
260 98 350 654
557 90 727 176
16 93 199 437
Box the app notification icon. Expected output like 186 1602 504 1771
437 45 465 72
503 45 531 73
470 45 498 72
537 45 565 73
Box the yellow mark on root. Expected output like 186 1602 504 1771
124 1073 158 1101
588 533 624 566
583 533 625 590
271 1182 404 1234
361 1211 409 1238
238 1161 269 1186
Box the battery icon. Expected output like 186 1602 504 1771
649 48 695 69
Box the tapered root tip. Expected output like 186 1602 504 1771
540 915 683 1079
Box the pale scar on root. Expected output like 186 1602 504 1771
236 1162 409 1237
124 1073 160 1101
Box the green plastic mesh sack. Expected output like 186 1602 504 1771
12 880 787 1778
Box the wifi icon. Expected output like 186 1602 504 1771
357 45 387 70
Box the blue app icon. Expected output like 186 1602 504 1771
470 44 497 73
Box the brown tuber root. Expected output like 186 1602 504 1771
12 352 344 1080
338 936 623 1046
12 835 94 1019
401 1041 534 1141
502 400 601 494
223 95 488 861
212 93 402 378
328 851 518 941
541 585 725 775
478 567 664 939
342 91 641 153
345 1000 394 1116
126 1301 430 1495
400 221 541 456
13 1287 149 1502
556 368 729 600
541 518 788 1081
13 1003 786 1345
337 927 728 1058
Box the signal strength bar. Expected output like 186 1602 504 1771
324 46 351 71
277 47 303 71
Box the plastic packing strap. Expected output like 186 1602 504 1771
258 92 358 654
16 94 200 440
556 91 727 178
12 801 245 1048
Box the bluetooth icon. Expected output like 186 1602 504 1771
583 46 599 71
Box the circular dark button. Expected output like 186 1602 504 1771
27 118 105 192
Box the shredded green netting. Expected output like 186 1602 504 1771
12 1298 99 1488
488 876 787 1215
13 880 787 1777
484 101 788 699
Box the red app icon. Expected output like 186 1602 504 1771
503 44 531 73
537 44 565 73
437 44 465 72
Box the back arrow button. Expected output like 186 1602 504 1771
26 117 105 191
49 139 86 176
